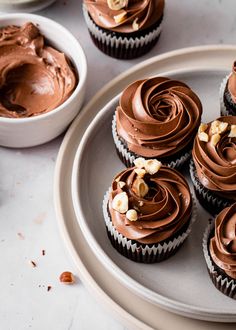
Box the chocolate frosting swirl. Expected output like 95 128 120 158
192 116 236 200
84 0 164 33
227 61 236 103
0 23 77 118
108 166 192 244
116 77 202 158
210 203 236 279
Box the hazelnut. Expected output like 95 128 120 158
198 123 208 133
114 10 127 23
210 133 221 146
132 177 149 198
210 120 228 134
134 157 146 169
59 271 75 285
144 159 162 175
112 191 128 213
126 209 138 221
229 124 236 138
118 181 126 189
107 0 128 10
134 168 146 178
132 18 139 31
198 132 209 142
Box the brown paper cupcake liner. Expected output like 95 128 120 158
202 220 236 299
103 189 196 263
112 113 192 169
83 5 163 59
189 160 232 215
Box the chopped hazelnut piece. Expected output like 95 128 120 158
59 271 75 285
114 10 127 23
210 133 221 146
112 192 128 213
107 0 128 10
198 132 209 142
126 209 138 221
229 124 236 137
132 177 149 198
144 159 162 175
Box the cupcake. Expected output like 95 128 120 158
113 76 202 168
203 203 236 299
220 61 236 116
103 158 196 263
191 116 236 215
83 0 164 59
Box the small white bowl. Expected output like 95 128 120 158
0 13 87 148
0 0 56 13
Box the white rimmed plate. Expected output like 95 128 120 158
55 46 236 329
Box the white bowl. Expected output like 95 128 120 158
0 0 56 13
0 13 87 148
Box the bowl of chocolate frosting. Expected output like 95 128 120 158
0 13 87 147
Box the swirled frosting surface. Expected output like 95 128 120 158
116 77 202 158
192 116 236 200
210 203 236 279
0 22 77 118
84 0 164 33
108 165 192 244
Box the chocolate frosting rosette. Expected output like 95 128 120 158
220 61 236 116
0 23 77 118
83 0 165 59
203 203 236 299
112 76 202 168
102 157 196 263
191 116 236 215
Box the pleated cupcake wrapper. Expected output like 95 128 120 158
189 160 231 210
219 74 230 116
202 220 236 299
112 113 191 169
83 5 162 50
102 189 197 262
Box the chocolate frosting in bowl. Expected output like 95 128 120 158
0 22 77 119
108 161 192 244
84 0 164 33
192 116 236 200
210 203 236 279
116 77 202 158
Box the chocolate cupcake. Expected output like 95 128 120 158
113 76 202 168
220 61 236 116
83 0 164 59
103 158 196 263
203 203 236 299
191 117 236 215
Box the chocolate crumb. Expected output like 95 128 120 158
42 250 45 256
29 260 37 268
17 232 25 240
47 286 52 292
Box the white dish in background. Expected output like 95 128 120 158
0 13 87 148
0 0 56 13
54 46 236 329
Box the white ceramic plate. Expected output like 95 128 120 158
0 0 56 13
71 68 236 322
54 46 236 329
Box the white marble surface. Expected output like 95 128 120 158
0 0 236 329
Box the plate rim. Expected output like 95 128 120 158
54 45 236 326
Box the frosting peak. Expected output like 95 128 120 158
210 203 236 279
0 22 77 118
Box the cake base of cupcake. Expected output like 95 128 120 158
103 190 196 263
189 160 232 215
112 114 192 169
203 220 236 299
83 5 163 60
